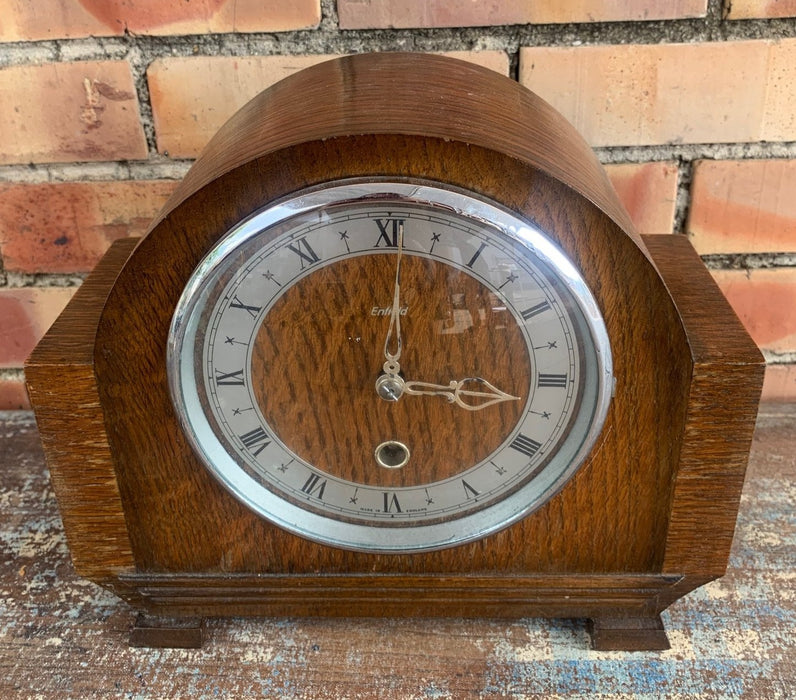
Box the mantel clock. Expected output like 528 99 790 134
26 53 763 651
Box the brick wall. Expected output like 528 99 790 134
1 0 795 409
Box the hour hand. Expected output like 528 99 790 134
403 377 520 411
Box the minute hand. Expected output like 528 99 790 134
403 377 521 412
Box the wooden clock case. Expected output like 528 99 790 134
26 53 764 650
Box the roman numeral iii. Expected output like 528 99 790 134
510 434 543 459
537 373 568 388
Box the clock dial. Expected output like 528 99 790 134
169 181 612 551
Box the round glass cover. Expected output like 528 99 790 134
168 180 613 552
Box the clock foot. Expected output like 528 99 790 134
129 613 206 649
587 615 670 651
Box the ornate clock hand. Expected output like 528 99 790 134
376 221 407 402
403 377 521 411
373 220 521 410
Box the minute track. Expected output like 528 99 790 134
208 202 576 521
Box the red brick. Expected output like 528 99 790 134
0 61 147 165
712 269 796 355
0 378 30 410
0 0 320 42
0 288 75 368
605 162 678 234
688 160 796 255
0 181 176 274
725 0 796 19
338 0 706 28
762 364 796 402
764 40 796 143
148 52 509 158
519 40 796 147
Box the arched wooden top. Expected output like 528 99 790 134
153 52 640 250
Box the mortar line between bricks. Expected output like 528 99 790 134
593 143 796 163
2 273 85 289
2 18 796 70
0 161 191 184
0 368 25 382
2 144 795 185
673 159 696 235
763 351 796 364
701 253 796 270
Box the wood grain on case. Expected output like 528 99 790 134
26 237 138 581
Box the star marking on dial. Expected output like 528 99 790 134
499 272 519 290
262 270 280 286
492 461 506 476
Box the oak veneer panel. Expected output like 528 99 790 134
26 237 138 580
644 234 765 574
93 136 688 576
155 53 639 249
116 572 688 619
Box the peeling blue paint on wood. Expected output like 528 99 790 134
1 410 794 698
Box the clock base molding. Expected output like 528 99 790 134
117 571 708 651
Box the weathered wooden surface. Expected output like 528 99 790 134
1 407 793 697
